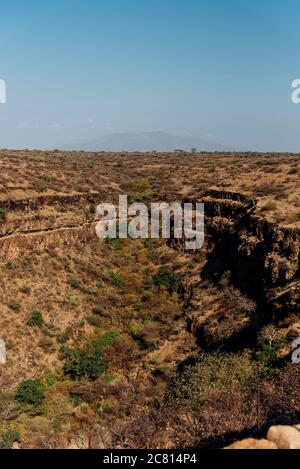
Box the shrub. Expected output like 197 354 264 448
63 345 106 381
45 373 57 387
122 179 153 203
219 270 231 288
0 430 20 449
88 200 96 211
256 342 280 363
15 379 45 405
152 266 181 294
289 211 300 223
107 271 125 289
38 336 55 353
261 200 277 212
8 301 21 312
256 325 283 363
20 285 31 294
27 310 44 328
67 278 80 289
171 352 270 402
223 287 256 314
92 307 103 315
87 314 103 328
0 208 6 221
129 320 145 339
56 327 73 344
93 331 119 350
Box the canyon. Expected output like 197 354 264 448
0 149 299 448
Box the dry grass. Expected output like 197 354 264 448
0 149 299 448
0 150 299 224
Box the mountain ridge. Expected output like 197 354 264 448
64 131 231 152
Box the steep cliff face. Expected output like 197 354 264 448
0 191 108 259
195 190 299 319
165 188 299 352
0 188 299 316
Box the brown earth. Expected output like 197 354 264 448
0 149 299 449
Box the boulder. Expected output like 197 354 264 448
267 425 300 449
225 438 277 449
11 441 21 450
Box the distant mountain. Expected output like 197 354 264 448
66 131 230 152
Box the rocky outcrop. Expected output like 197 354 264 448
203 190 298 280
0 222 98 259
0 191 106 212
267 425 300 449
226 424 300 450
0 188 299 318
225 438 277 450
190 189 299 319
0 191 108 259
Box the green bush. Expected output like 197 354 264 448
256 342 280 363
256 325 283 364
0 208 6 221
27 310 44 328
172 352 270 402
93 331 119 350
63 345 106 381
15 379 45 405
0 430 21 449
67 278 80 289
122 179 153 203
107 271 125 289
153 266 181 294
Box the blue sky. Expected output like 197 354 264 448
0 0 300 150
